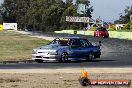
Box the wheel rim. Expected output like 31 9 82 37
89 53 94 60
61 53 68 62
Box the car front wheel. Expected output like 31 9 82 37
35 59 44 63
60 52 68 62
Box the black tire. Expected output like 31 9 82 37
95 54 100 58
35 59 44 63
60 52 68 62
79 77 90 86
86 52 95 61
94 35 98 37
105 35 109 38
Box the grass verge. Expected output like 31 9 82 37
0 30 49 61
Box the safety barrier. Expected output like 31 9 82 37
55 30 132 40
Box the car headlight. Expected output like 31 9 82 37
49 51 58 55
32 50 37 54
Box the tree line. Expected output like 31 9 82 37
0 0 93 32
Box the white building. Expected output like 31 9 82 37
115 24 125 30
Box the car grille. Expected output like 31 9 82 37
36 56 42 58
38 52 43 53
36 56 49 59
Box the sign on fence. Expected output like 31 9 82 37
3 23 17 30
66 16 90 23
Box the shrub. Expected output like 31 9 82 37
108 25 116 31
90 27 96 31
123 22 132 30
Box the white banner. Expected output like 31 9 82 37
3 23 17 30
66 16 90 23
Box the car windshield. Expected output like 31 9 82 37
49 40 69 46
96 27 107 31
59 40 69 46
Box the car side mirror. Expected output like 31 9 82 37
99 41 102 46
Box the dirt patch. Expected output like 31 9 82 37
1 68 132 74
0 78 22 83
0 73 131 88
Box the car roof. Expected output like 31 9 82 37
55 37 86 40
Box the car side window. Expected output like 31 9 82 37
71 39 82 48
79 39 88 47
79 39 93 47
86 40 93 47
96 28 99 31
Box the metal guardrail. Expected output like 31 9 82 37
55 30 132 40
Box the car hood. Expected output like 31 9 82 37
34 44 67 52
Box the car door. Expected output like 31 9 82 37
69 39 84 58
79 39 93 57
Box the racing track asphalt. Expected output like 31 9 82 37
0 32 132 69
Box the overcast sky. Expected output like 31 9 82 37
0 0 132 22
89 0 132 22
64 0 132 22
0 0 3 4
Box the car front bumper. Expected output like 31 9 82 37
32 53 60 61
95 33 109 37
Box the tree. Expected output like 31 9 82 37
0 0 93 31
60 5 79 29
76 0 93 18
115 6 132 24
0 15 2 24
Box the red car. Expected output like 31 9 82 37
94 27 109 38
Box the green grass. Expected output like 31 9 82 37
0 31 49 61
116 29 132 32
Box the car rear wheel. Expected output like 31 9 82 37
105 36 109 38
86 53 95 61
35 59 44 63
60 52 68 62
